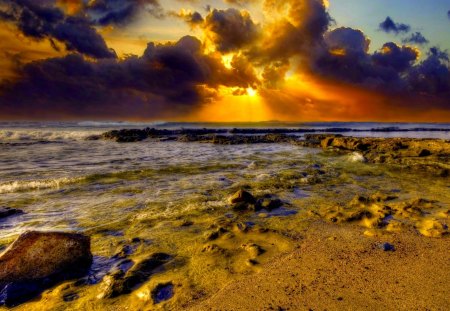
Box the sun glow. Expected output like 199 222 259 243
192 86 270 122
246 87 257 97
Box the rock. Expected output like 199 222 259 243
241 243 265 258
257 197 283 211
99 253 172 299
205 227 228 241
0 231 92 283
321 137 334 149
201 244 227 254
179 220 194 227
0 231 92 307
418 149 431 157
0 207 24 220
152 282 174 304
416 219 448 238
229 190 256 205
379 243 395 252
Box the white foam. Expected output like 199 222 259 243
0 130 101 142
348 152 367 163
0 177 85 194
77 121 167 127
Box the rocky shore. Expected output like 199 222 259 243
93 128 450 176
0 128 448 309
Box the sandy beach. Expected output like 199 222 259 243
196 221 450 310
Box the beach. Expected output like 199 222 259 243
0 122 449 310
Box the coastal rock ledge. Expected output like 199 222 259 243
0 231 92 306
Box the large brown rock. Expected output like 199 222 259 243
0 231 92 283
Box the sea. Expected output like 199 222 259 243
0 121 449 241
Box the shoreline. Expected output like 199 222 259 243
0 130 449 309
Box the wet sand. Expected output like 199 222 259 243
196 221 450 311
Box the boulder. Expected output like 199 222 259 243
0 231 92 283
0 231 92 306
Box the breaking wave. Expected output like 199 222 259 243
0 176 87 194
0 130 100 142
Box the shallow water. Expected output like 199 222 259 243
0 122 449 310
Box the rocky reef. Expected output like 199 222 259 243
298 134 450 176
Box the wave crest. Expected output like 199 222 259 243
0 177 85 194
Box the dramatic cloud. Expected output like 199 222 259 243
203 8 260 53
169 10 204 28
0 0 116 58
248 0 331 63
85 0 164 26
0 36 258 118
0 0 449 120
402 32 429 45
379 17 410 34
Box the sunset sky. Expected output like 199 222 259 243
0 0 449 121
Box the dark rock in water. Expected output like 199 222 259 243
380 243 395 252
0 207 24 220
102 129 149 143
232 202 257 212
229 190 256 205
257 197 283 211
0 231 92 307
418 149 431 157
99 253 172 298
230 190 258 212
152 282 174 304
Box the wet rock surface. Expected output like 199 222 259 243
0 207 24 220
152 282 174 304
0 231 92 307
229 190 287 213
98 253 172 298
298 134 450 176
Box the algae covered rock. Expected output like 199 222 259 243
229 190 256 205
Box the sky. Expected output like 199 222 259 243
0 0 449 122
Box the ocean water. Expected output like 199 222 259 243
0 121 449 309
0 121 448 237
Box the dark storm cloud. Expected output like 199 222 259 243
0 0 116 59
372 43 418 72
86 0 164 26
203 8 260 53
402 32 429 45
408 47 450 96
312 27 450 100
379 16 411 34
0 36 256 118
169 10 204 28
324 27 370 54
